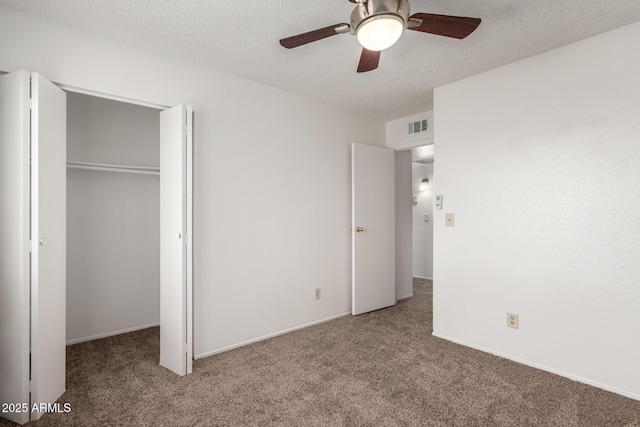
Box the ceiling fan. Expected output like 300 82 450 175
279 0 481 73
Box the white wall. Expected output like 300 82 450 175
434 21 640 400
412 163 433 279
395 151 413 300
0 6 385 357
66 93 160 344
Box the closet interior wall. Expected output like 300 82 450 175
66 92 160 344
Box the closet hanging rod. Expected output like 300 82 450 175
67 161 160 176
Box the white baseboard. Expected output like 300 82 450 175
397 293 413 301
413 275 432 280
66 322 160 345
195 312 352 360
432 332 640 402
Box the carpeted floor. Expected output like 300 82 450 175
2 278 640 426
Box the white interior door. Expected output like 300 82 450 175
352 142 396 315
160 104 193 376
30 73 67 421
0 71 66 424
0 71 31 425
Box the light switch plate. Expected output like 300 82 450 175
435 194 443 210
445 213 455 227
424 213 429 222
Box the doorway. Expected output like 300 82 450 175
410 145 434 280
66 92 161 346
63 89 194 376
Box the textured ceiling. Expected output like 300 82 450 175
2 0 640 121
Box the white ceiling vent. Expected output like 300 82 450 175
408 119 428 135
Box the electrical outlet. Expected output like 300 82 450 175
315 288 321 300
507 312 519 329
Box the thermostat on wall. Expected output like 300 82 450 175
435 194 443 210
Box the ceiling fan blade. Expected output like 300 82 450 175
408 13 481 39
357 48 380 73
280 23 349 49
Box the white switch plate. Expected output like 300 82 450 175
445 213 455 227
424 213 429 222
435 194 443 210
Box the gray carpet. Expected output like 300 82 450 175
3 278 639 426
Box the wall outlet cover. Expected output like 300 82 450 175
507 312 519 329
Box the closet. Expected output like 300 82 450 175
66 92 161 345
0 70 193 425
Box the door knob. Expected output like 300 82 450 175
178 232 182 239
39 237 47 245
355 227 364 233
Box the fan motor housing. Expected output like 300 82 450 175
350 0 410 35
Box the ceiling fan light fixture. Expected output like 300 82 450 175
356 15 404 51
279 0 481 73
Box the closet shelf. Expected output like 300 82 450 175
67 161 160 176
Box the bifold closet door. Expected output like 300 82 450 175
0 70 31 425
160 104 193 376
30 73 67 420
0 71 66 424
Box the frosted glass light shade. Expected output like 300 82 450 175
356 16 404 51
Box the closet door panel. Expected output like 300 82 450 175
185 105 193 375
0 70 31 425
30 73 67 419
160 104 188 376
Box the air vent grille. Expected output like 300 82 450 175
408 119 428 135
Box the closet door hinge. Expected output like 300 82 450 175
29 240 32 252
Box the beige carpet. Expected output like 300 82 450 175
2 278 639 426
